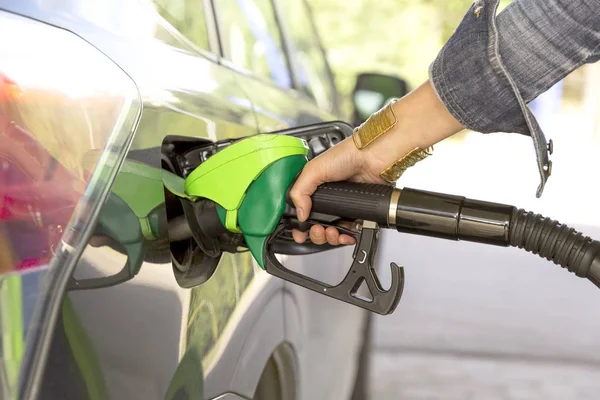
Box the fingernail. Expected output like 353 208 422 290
341 237 355 245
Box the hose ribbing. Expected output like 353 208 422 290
510 208 600 288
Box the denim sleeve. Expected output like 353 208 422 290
429 0 600 197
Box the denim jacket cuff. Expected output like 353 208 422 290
428 2 530 136
427 0 552 197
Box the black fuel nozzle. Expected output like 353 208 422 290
286 181 600 297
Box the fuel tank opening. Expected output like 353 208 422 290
162 136 226 289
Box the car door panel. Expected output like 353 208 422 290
0 1 290 399
212 0 369 396
242 79 335 132
219 21 366 400
235 51 367 400
71 44 278 400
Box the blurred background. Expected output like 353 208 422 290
308 0 600 398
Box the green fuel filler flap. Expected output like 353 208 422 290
184 134 309 268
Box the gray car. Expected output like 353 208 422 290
0 0 407 399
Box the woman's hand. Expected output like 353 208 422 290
288 136 388 246
288 80 465 246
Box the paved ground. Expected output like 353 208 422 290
366 213 600 399
369 351 600 400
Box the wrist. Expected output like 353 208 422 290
357 100 423 173
359 80 463 172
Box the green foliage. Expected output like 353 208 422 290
153 0 211 50
307 0 513 117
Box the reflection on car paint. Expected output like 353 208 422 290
33 6 263 396
0 117 84 273
0 0 366 398
185 252 256 367
0 274 24 393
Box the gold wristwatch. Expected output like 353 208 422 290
352 99 432 184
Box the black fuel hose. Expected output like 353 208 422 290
510 208 600 288
291 182 600 290
169 181 600 290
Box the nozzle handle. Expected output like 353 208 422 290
287 181 394 226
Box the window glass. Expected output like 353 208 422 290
153 0 210 51
218 0 292 89
279 0 336 112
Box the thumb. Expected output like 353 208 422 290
289 165 321 222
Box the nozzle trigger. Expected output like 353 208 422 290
263 221 404 315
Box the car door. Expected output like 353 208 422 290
211 2 369 400
0 0 290 399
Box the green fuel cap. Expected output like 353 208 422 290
184 134 309 267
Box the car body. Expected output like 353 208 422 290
0 1 373 399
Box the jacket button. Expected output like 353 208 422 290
543 161 552 177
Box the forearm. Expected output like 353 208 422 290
363 0 600 172
360 81 464 167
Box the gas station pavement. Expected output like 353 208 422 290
367 228 600 399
